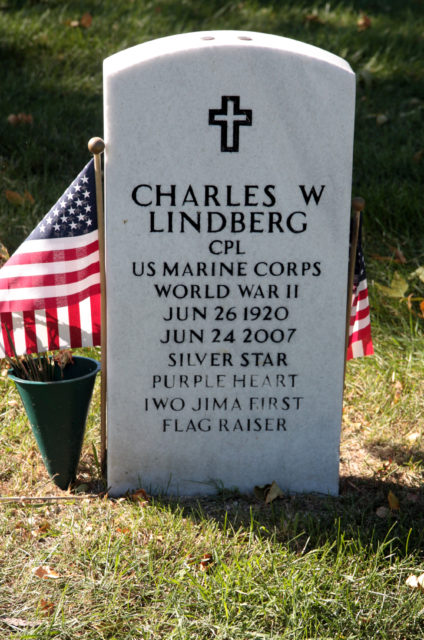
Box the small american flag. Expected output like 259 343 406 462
347 217 374 360
0 159 101 357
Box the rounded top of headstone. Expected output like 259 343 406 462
104 31 353 76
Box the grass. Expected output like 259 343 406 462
1 0 424 638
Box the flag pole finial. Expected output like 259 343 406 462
352 196 365 213
88 137 105 155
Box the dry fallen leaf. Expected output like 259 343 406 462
35 520 51 535
406 574 424 590
406 574 419 589
129 488 150 505
7 113 33 125
4 189 34 206
199 553 213 571
420 300 424 318
254 481 284 504
376 271 408 299
413 150 423 163
265 480 284 504
388 490 400 511
40 599 55 616
32 565 60 580
68 13 92 28
115 526 130 534
7 114 19 125
79 12 92 28
5 190 25 205
409 266 424 284
304 12 324 24
357 13 371 31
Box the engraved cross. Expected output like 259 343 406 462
209 96 252 152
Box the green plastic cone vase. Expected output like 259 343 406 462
8 356 100 490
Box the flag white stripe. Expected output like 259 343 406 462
354 278 368 294
13 230 98 255
35 310 48 352
12 312 26 355
80 297 93 346
0 250 99 280
57 306 71 349
0 272 100 302
350 316 371 335
351 295 370 315
351 341 364 358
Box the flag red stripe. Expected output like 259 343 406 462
363 340 374 356
23 310 37 354
0 283 101 313
46 308 59 351
68 303 82 348
0 261 100 290
349 306 371 326
5 239 99 266
350 326 373 343
352 288 369 303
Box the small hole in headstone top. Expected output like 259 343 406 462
238 36 252 41
201 36 215 40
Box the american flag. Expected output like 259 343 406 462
0 159 101 357
346 217 374 360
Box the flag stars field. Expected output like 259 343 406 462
34 175 95 240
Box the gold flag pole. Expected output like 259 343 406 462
88 137 107 475
344 196 364 378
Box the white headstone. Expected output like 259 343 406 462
104 31 355 496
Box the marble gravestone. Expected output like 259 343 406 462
104 31 355 496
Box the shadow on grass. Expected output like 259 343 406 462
148 474 424 559
367 441 424 467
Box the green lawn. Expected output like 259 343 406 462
1 1 424 638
